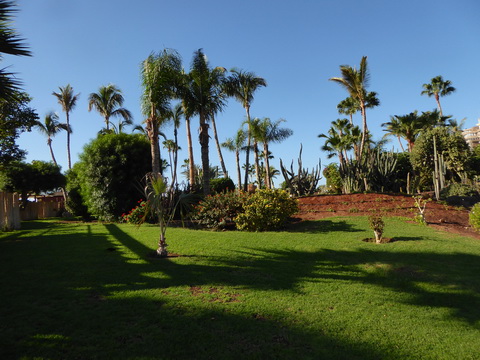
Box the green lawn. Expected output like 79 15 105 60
1 217 479 359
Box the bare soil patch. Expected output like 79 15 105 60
296 193 480 240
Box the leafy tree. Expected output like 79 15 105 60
410 127 471 187
76 133 151 221
330 56 378 156
34 112 69 166
88 84 132 132
421 75 456 117
65 163 91 220
52 84 79 170
224 68 267 191
0 92 38 166
141 50 182 175
0 0 31 101
323 163 342 193
0 160 64 207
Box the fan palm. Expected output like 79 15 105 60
35 112 69 166
421 75 456 117
52 84 79 170
0 0 31 101
251 118 293 188
88 84 132 132
141 49 182 175
224 68 267 191
330 56 375 157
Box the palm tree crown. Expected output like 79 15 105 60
52 84 79 170
421 75 456 117
35 112 69 166
88 84 132 131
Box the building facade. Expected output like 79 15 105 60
462 119 480 148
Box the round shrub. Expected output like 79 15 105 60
235 189 298 231
76 133 152 221
194 191 247 230
210 177 235 194
440 183 480 206
469 203 480 232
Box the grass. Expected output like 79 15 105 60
1 217 480 359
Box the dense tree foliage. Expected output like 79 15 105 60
0 160 64 206
0 93 39 166
410 127 471 187
76 133 151 221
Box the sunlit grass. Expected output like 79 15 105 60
0 217 479 359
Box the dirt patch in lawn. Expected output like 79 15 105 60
295 193 480 240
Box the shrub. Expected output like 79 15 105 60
194 191 247 230
469 203 480 232
440 183 479 198
323 163 342 194
368 214 385 244
235 189 298 231
210 178 235 194
76 133 151 221
122 199 153 224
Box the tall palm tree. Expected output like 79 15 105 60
88 84 132 132
222 128 247 190
251 118 293 188
224 68 267 191
52 84 79 170
337 96 358 125
0 0 31 101
319 119 356 168
186 49 227 195
141 49 182 175
421 75 456 117
34 112 69 166
330 56 375 157
248 117 263 187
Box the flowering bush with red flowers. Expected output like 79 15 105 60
122 199 150 224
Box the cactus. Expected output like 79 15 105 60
280 145 322 196
433 136 446 200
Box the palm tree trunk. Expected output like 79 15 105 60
435 94 443 117
157 215 168 257
243 106 251 192
211 114 228 178
66 112 72 170
199 114 210 195
47 139 58 166
359 102 367 157
171 128 179 190
397 136 405 152
147 117 161 174
185 116 195 189
235 149 242 191
263 143 271 189
105 115 110 131
253 140 261 187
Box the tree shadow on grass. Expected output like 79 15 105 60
2 222 480 359
286 219 363 234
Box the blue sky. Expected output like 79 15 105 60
10 0 480 186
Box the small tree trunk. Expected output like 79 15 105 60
235 149 242 191
243 106 251 192
253 140 261 187
211 114 228 178
66 112 72 170
199 115 210 195
185 116 195 189
374 230 382 244
157 215 168 257
264 144 271 189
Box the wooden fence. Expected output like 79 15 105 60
20 200 64 221
0 192 21 231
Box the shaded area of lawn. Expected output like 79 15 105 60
0 219 479 359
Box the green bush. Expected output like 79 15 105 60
440 183 479 199
76 133 151 221
65 164 91 220
469 203 480 232
122 199 153 224
235 189 298 231
323 163 342 194
210 178 235 194
193 191 247 230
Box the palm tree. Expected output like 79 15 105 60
34 112 69 166
224 68 267 191
88 84 132 132
251 118 293 188
330 56 374 157
186 49 227 195
337 97 358 125
318 119 356 168
421 75 456 117
222 128 247 190
0 0 31 101
168 103 183 189
141 49 182 175
110 118 133 134
52 84 79 170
